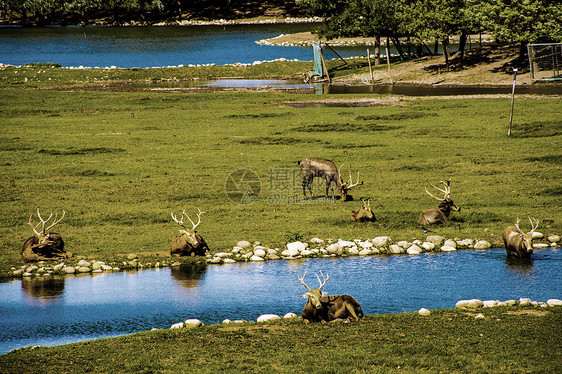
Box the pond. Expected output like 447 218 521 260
1 248 561 354
0 23 368 68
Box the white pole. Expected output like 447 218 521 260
508 68 518 136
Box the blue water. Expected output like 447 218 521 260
1 248 560 354
0 24 369 68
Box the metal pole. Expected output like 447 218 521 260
367 49 374 83
507 68 517 136
386 37 393 84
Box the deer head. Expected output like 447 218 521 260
338 164 363 200
299 271 329 309
425 179 460 213
514 217 539 250
351 198 375 222
171 209 205 247
28 209 65 244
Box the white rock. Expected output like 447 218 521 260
519 298 532 306
397 241 411 249
358 241 373 249
77 266 91 273
184 319 204 328
359 249 372 256
310 237 324 244
223 258 237 263
456 239 473 248
170 322 184 329
283 312 298 319
257 314 281 322
77 260 91 267
101 264 113 271
338 239 355 247
287 241 307 252
443 239 457 248
474 313 485 319
456 299 483 309
531 231 543 239
53 263 65 271
418 308 431 316
483 300 500 307
547 299 562 306
441 245 457 252
237 240 252 248
372 236 392 247
222 319 231 324
474 240 491 250
547 234 560 243
326 243 342 254
281 248 299 257
407 245 421 255
425 236 444 246
301 249 314 257
498 300 517 307
250 255 265 262
421 242 435 251
389 245 404 254
532 243 549 249
215 252 233 258
253 248 267 257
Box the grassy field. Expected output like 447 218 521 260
1 307 561 373
1 81 561 274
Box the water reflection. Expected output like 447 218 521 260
21 276 65 301
170 263 207 289
505 257 535 278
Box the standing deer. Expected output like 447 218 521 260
22 209 71 263
418 180 461 226
299 271 363 323
298 157 362 201
502 217 538 258
350 199 376 222
170 209 209 256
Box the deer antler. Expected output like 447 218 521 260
171 209 205 231
528 217 539 234
425 180 451 201
29 209 65 237
299 271 311 290
315 271 329 289
346 166 363 190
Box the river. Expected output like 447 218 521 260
1 248 560 354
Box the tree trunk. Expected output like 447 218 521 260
374 35 381 65
458 32 467 66
434 39 439 55
518 41 527 66
442 37 450 71
391 36 406 60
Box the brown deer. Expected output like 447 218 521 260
299 271 363 323
502 217 538 258
22 209 71 263
350 199 376 222
418 180 461 226
298 157 362 201
170 209 209 256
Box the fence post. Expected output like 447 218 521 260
507 68 517 136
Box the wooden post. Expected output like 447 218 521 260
367 49 374 83
319 44 330 82
507 68 517 136
385 37 393 84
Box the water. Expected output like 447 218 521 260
1 248 560 354
0 24 370 68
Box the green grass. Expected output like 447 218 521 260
0 75 561 276
1 307 561 373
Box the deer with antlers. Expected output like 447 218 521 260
298 157 363 201
418 180 461 226
299 271 363 323
350 198 376 222
170 208 209 257
502 217 539 258
21 209 70 263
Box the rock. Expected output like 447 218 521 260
237 240 252 248
531 231 543 239
547 299 562 306
389 245 404 254
53 263 64 271
358 241 373 249
474 240 491 250
101 264 113 271
283 312 298 319
223 258 237 264
456 239 473 248
456 299 483 309
253 248 267 257
184 319 204 328
63 266 76 274
421 242 435 251
170 322 184 329
397 241 412 249
127 254 137 260
407 245 421 255
483 300 500 307
372 236 392 247
519 298 532 306
257 314 281 322
77 266 91 273
337 239 355 247
441 245 457 252
547 234 560 243
310 237 324 245
250 255 265 262
214 252 232 258
498 300 517 307
348 247 359 255
268 254 281 261
222 319 231 324
91 262 102 270
326 243 342 254
532 243 549 249
418 308 431 316
443 239 457 248
22 272 32 277
474 313 485 319
13 269 23 276
171 261 181 267
287 241 307 252
359 249 372 256
281 248 299 257
425 236 444 246
77 260 91 267
208 257 222 264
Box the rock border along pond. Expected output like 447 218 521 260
9 233 561 278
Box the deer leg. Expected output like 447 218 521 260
326 180 334 200
303 175 314 199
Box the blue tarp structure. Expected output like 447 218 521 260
312 41 324 77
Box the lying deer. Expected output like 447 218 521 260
350 199 376 222
299 271 363 323
298 157 362 201
22 209 71 263
170 208 209 256
418 180 461 226
502 217 538 258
